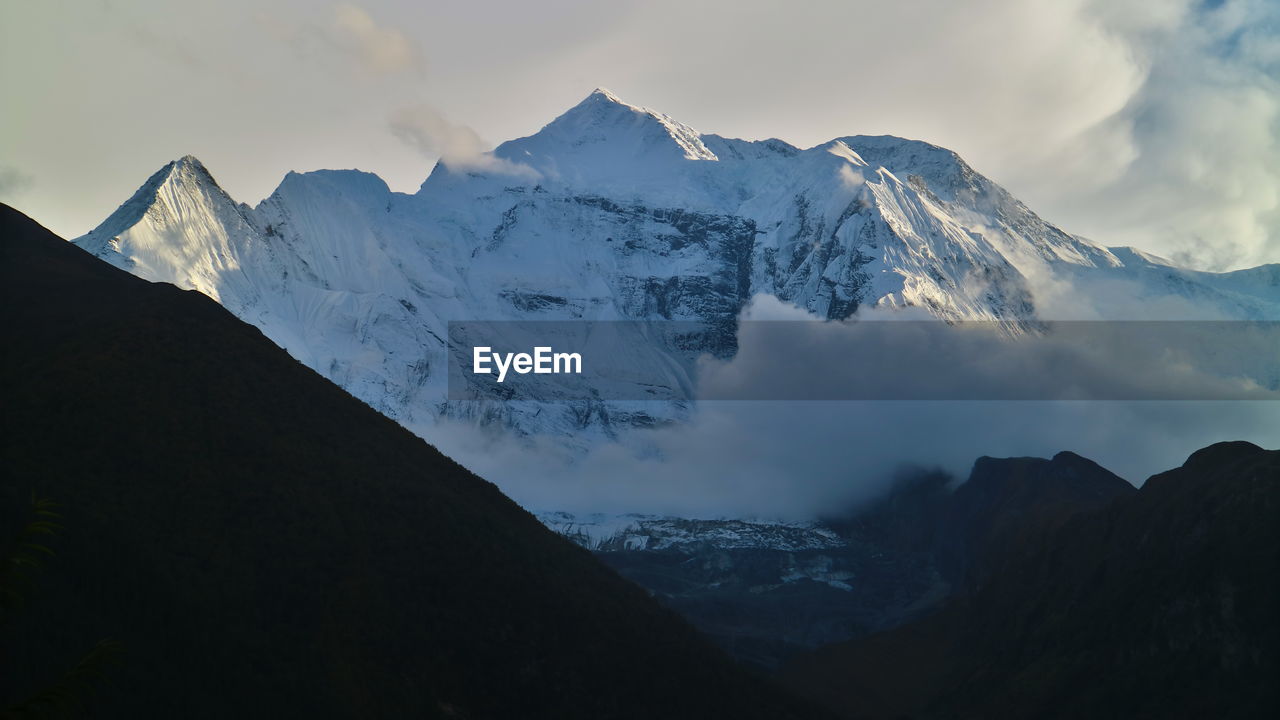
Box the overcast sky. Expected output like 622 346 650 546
2 0 1277 270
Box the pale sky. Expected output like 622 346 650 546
2 0 1277 270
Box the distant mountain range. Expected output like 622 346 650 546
0 205 819 719
69 89 1280 440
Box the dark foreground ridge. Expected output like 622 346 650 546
781 441 1280 719
0 205 822 719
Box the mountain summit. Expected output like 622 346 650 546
495 87 719 176
72 90 1280 439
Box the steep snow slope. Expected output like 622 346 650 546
74 89 1280 439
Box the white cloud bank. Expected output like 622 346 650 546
427 297 1280 519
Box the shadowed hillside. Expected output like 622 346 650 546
562 453 1136 672
0 204 822 719
782 442 1279 719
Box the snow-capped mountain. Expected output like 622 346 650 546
74 89 1280 438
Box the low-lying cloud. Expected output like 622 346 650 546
427 296 1280 519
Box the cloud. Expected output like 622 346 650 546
550 0 1277 270
257 3 425 76
430 393 1279 522
0 166 34 201
425 297 1279 519
836 164 867 191
389 105 541 178
1030 0 1280 270
329 3 423 75
697 303 1277 403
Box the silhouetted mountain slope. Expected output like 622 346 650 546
781 442 1279 719
939 451 1137 590
843 451 1136 592
0 205 821 719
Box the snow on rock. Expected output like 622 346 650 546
73 89 1280 442
535 511 847 553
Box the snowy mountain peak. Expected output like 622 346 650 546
820 139 870 168
174 153 208 171
268 168 392 207
586 86 627 105
72 153 262 306
562 86 684 128
838 136 973 196
71 89 1280 443
75 155 222 257
493 89 718 188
